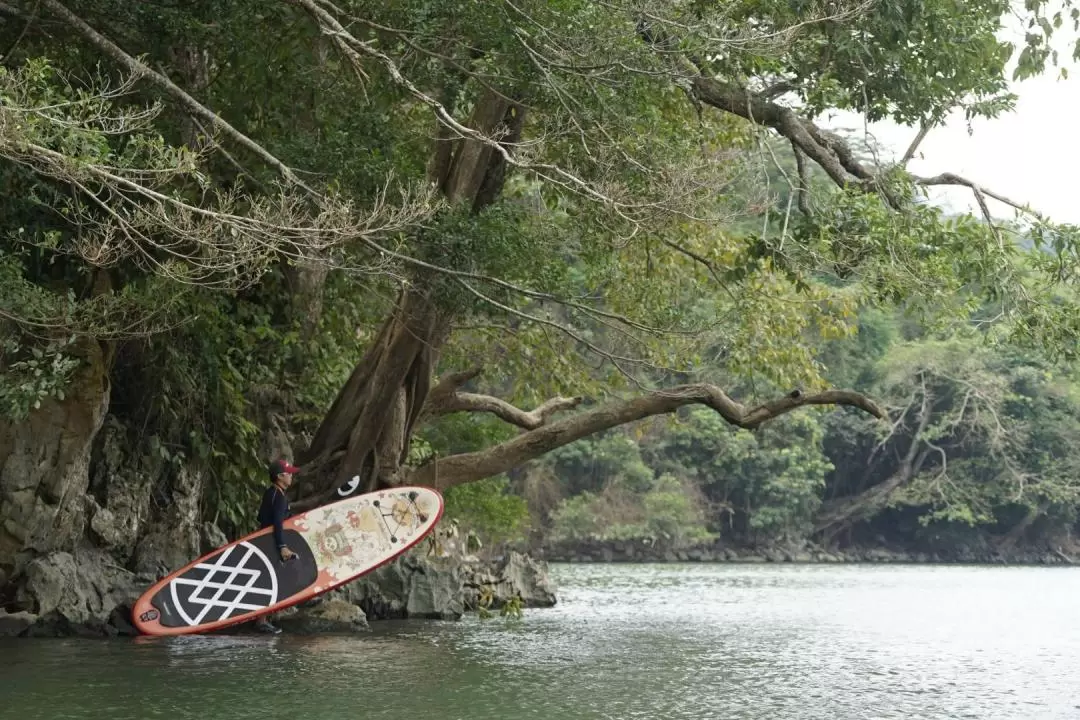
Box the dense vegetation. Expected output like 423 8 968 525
497 303 1080 556
3 0 1080 573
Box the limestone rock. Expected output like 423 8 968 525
132 465 203 576
465 551 557 610
200 522 228 555
339 552 465 620
14 549 142 637
276 599 369 634
0 610 37 637
0 339 109 570
85 416 151 562
87 502 126 552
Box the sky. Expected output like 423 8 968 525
820 5 1080 226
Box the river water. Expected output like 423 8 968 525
2 563 1079 719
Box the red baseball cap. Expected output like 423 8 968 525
268 458 300 477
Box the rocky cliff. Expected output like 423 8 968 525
0 380 557 638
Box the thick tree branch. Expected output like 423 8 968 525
433 392 584 430
407 384 886 488
429 367 484 396
691 77 869 190
690 76 1040 222
420 366 582 429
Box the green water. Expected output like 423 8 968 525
3 563 1080 719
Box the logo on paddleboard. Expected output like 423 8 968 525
139 609 160 622
168 541 279 627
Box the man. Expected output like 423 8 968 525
259 457 300 562
253 457 300 634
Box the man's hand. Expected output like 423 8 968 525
280 546 297 561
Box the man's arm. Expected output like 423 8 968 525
272 490 288 551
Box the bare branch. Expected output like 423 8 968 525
0 65 437 293
913 171 1042 219
901 123 932 165
691 76 1043 220
790 139 811 215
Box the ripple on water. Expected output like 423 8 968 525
3 563 1080 719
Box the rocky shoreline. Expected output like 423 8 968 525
536 537 1078 566
0 522 558 639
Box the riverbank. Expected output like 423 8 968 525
534 537 1079 566
4 536 1074 638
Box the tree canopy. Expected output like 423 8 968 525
2 0 1080 550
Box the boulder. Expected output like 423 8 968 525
464 551 557 610
0 610 37 637
13 549 143 637
336 551 465 621
276 599 369 634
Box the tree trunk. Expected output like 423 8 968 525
294 85 526 506
813 389 934 542
813 446 931 544
295 285 449 506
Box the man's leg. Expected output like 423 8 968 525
254 613 281 634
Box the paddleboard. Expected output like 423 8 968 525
132 485 443 636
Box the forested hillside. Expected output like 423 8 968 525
463 303 1080 559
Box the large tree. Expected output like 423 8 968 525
2 0 1080 568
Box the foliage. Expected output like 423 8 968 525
3 0 1080 553
548 472 714 549
0 333 80 420
531 295 1080 554
443 476 530 546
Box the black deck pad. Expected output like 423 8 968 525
150 529 318 628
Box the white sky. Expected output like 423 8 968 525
820 5 1080 225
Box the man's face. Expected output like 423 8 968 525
277 471 294 489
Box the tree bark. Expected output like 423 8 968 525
421 367 584 430
813 446 931 542
295 285 449 507
995 501 1049 551
406 385 885 490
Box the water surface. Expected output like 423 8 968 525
3 563 1079 719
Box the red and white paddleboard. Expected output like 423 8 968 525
131 485 443 636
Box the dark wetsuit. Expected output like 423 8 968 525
257 485 290 551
